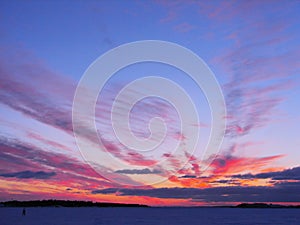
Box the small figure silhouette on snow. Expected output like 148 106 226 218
22 208 26 216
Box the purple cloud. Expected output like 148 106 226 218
0 171 56 179
115 168 161 175
92 182 300 202
0 51 75 134
231 166 300 181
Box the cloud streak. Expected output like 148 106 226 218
0 171 56 179
92 181 300 203
115 168 161 175
0 50 74 134
232 166 300 181
0 137 116 194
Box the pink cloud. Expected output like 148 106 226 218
173 22 194 33
101 138 157 167
208 154 284 176
0 53 74 134
0 138 134 200
160 11 177 23
26 132 72 152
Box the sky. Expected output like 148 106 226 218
0 0 300 206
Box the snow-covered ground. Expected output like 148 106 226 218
0 207 299 225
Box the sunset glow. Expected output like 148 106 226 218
0 0 300 206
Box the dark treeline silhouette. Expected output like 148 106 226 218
0 200 149 208
1 200 299 208
235 203 300 208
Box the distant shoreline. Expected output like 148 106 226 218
0 200 148 208
0 200 299 208
234 203 300 208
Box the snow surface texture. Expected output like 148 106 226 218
0 207 299 225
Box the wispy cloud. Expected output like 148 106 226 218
0 50 75 134
0 137 115 193
173 22 194 33
162 152 283 188
208 154 283 176
115 168 161 175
